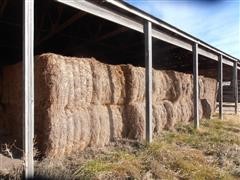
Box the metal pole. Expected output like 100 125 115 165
218 55 223 119
23 0 34 178
234 61 238 114
144 21 153 143
193 43 199 129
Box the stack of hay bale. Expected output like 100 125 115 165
0 53 217 157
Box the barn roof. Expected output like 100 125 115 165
56 0 239 66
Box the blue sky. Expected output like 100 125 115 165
126 0 240 59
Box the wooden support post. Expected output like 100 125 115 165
144 21 153 143
23 0 34 178
234 61 238 114
218 55 223 119
193 43 199 129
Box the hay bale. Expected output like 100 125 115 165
91 60 125 105
153 70 176 102
174 98 203 123
125 101 176 140
125 103 145 139
43 104 125 157
153 102 168 135
106 105 124 140
88 105 110 148
201 77 217 113
41 54 93 107
122 67 184 104
172 72 194 123
163 71 183 102
107 66 126 105
121 65 145 103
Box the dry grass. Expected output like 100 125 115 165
74 151 142 179
145 144 231 179
33 115 240 179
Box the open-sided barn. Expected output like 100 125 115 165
0 0 239 178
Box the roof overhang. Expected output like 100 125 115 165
55 0 240 69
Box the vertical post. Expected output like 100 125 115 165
193 43 199 129
218 55 223 119
234 61 238 114
23 0 34 178
144 21 153 143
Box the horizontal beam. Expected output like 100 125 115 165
105 0 198 43
56 0 239 68
223 59 234 67
152 29 192 51
198 48 218 60
198 49 240 70
55 0 143 32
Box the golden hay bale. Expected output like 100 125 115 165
153 70 173 102
125 103 145 139
122 65 145 103
90 60 125 105
42 53 93 107
123 67 192 104
106 105 124 140
201 77 218 112
43 105 125 157
125 101 176 140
